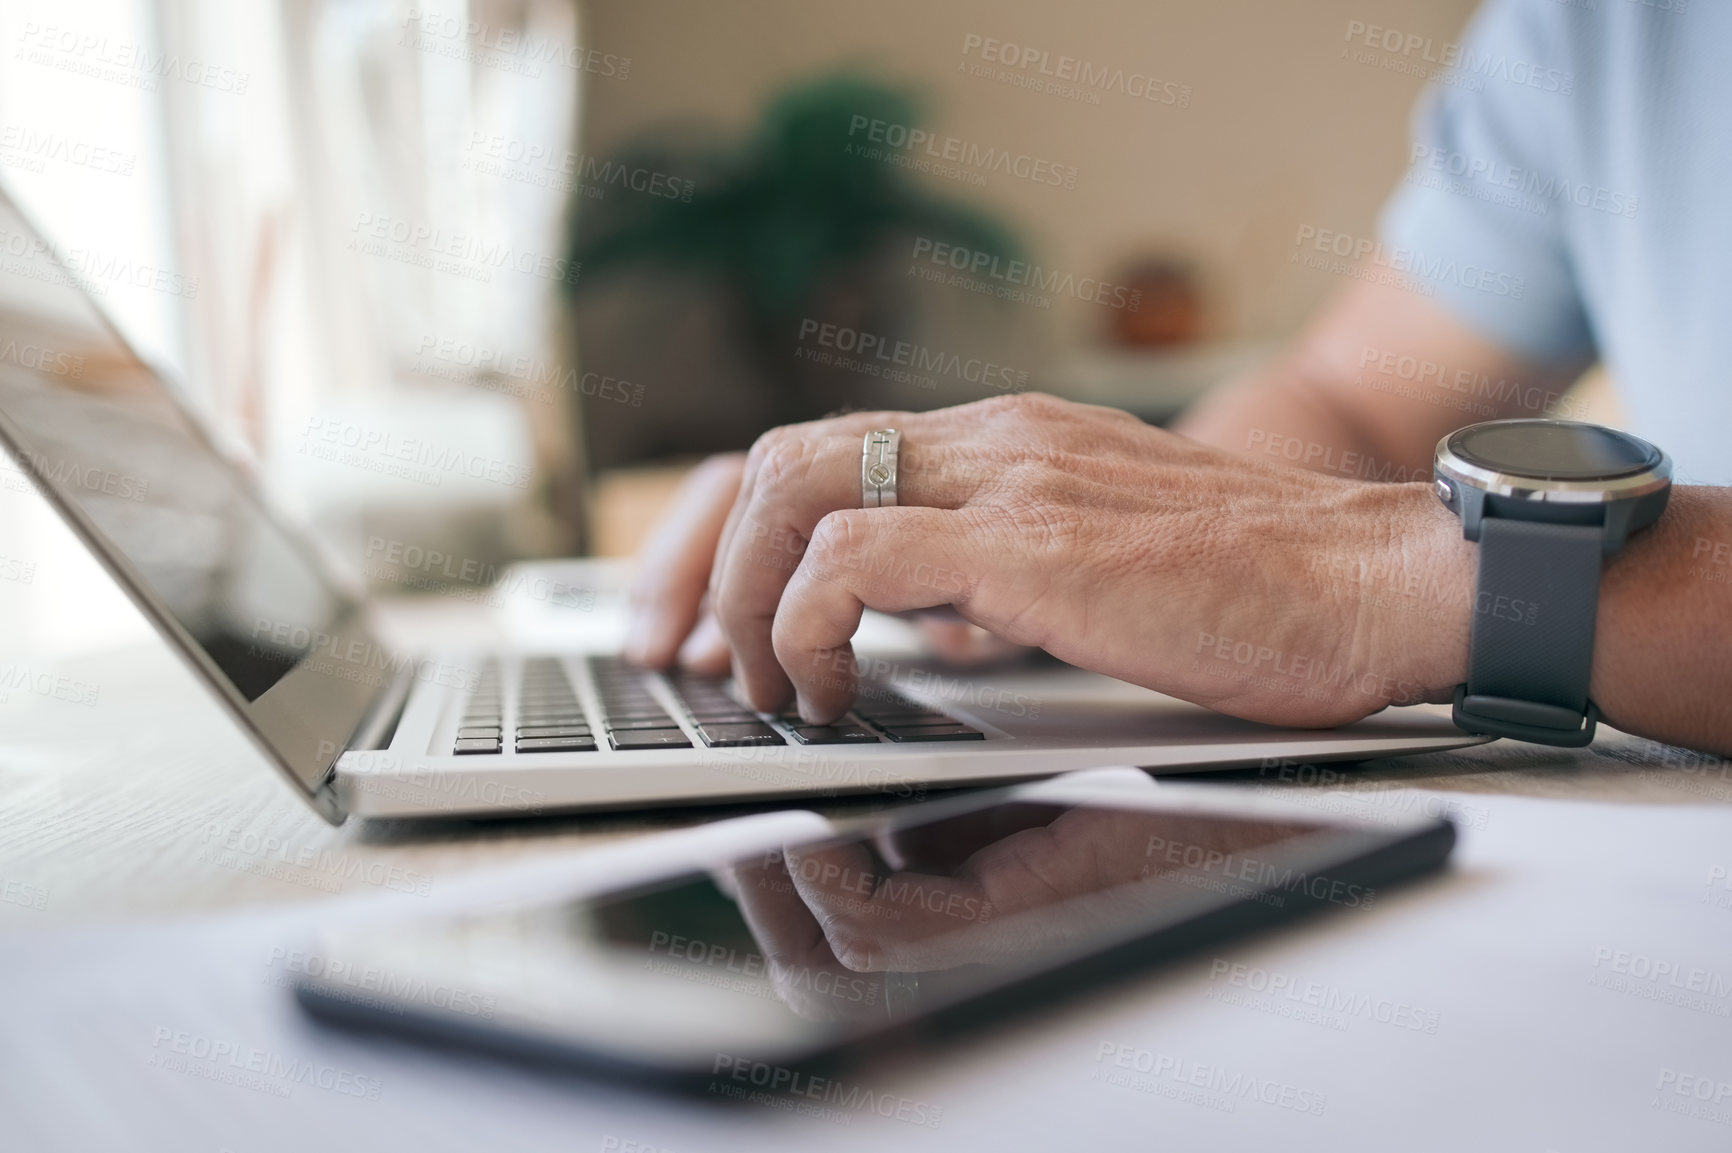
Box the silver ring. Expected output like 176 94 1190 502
861 429 900 508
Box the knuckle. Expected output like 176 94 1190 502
984 390 1066 424
805 510 864 566
753 433 817 494
744 425 796 472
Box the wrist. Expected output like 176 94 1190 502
1351 481 1476 708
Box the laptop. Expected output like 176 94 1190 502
0 191 1487 824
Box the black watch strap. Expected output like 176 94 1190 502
1453 518 1604 747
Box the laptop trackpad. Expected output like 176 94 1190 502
891 667 1281 742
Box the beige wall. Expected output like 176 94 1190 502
580 0 1482 348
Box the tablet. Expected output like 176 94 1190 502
294 780 1454 1084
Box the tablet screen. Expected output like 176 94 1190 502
296 795 1422 1075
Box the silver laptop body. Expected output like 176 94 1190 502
0 191 1485 824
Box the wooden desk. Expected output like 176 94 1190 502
3 622 1727 923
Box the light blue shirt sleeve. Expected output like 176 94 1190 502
1379 0 1596 366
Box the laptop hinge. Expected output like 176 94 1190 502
328 662 416 777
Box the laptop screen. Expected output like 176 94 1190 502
0 191 377 808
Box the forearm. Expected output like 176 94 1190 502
1176 349 1407 475
1176 275 1583 478
1591 486 1732 756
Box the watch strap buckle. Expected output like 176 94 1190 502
1452 686 1599 747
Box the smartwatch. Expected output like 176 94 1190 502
1432 419 1671 747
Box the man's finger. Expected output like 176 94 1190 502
713 434 862 711
773 506 985 723
709 413 909 616
707 415 904 703
624 454 745 667
715 428 979 712
676 607 730 674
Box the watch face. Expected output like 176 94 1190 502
1449 420 1661 481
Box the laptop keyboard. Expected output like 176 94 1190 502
452 663 504 754
451 656 984 755
515 657 597 753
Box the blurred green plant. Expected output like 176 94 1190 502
564 74 1021 423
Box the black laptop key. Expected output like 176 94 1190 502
604 710 677 725
881 716 972 728
788 723 880 745
678 692 745 708
853 700 952 721
680 698 755 714
880 724 984 742
675 686 745 702
597 684 657 699
515 736 597 753
872 715 965 727
516 725 591 738
855 702 948 719
523 706 581 720
518 713 590 727
696 722 785 748
603 705 663 719
456 726 502 740
599 699 662 715
684 706 761 723
609 728 693 750
850 693 918 709
673 680 741 697
453 737 503 754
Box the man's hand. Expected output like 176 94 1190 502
625 454 1027 675
632 392 1476 729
